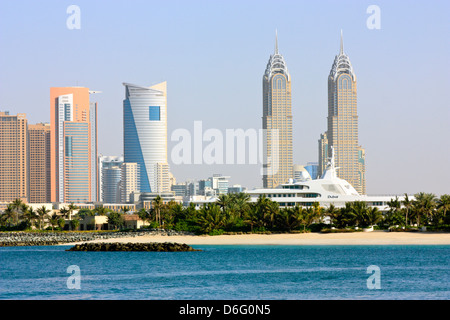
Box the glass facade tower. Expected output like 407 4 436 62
123 82 170 194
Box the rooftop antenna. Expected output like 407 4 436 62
275 29 279 54
340 29 344 55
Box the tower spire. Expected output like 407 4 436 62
340 29 344 55
275 29 278 54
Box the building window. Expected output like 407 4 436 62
149 106 160 121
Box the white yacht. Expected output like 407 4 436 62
187 147 407 213
247 147 407 212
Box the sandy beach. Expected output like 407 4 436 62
64 231 450 246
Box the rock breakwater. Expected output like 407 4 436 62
66 242 201 252
0 229 194 247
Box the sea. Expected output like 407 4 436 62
1 245 449 300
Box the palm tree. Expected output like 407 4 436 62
93 206 109 216
324 204 338 225
243 205 259 232
402 194 413 227
277 206 303 232
413 193 437 226
22 206 38 228
350 201 369 227
386 197 404 227
299 207 317 232
312 202 324 224
67 203 78 221
57 217 66 230
198 204 225 234
49 213 59 231
59 207 69 219
436 194 450 225
36 206 50 230
11 198 24 224
70 218 80 231
3 204 16 227
366 207 383 227
216 194 231 214
153 195 163 227
437 195 450 216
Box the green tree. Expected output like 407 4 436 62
36 205 50 230
197 204 225 234
11 198 24 225
49 213 59 231
2 204 16 227
57 217 66 230
59 207 69 220
67 203 79 221
386 197 404 227
413 193 437 226
436 194 450 225
299 207 319 232
216 194 232 214
77 208 93 219
152 195 164 227
70 218 80 231
93 206 109 216
324 204 338 225
276 206 302 232
22 206 38 228
402 194 413 226
366 207 383 227
137 208 151 223
108 211 124 230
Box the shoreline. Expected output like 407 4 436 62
61 231 450 246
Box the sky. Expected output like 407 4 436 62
0 0 449 196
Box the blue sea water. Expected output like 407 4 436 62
0 245 449 300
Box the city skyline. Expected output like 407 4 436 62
0 1 449 195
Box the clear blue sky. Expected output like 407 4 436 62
0 0 449 195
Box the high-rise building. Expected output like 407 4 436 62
199 179 212 195
293 164 312 181
28 123 51 203
318 132 328 179
0 111 28 202
171 183 187 197
324 31 366 194
102 166 121 203
358 146 366 195
262 31 293 188
123 82 170 194
305 162 319 180
119 162 140 203
50 87 99 203
98 155 124 202
210 174 230 195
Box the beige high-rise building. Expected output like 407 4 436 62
119 162 140 203
325 31 366 194
0 111 28 202
28 123 51 203
262 32 293 188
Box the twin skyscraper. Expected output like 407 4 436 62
262 31 366 194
